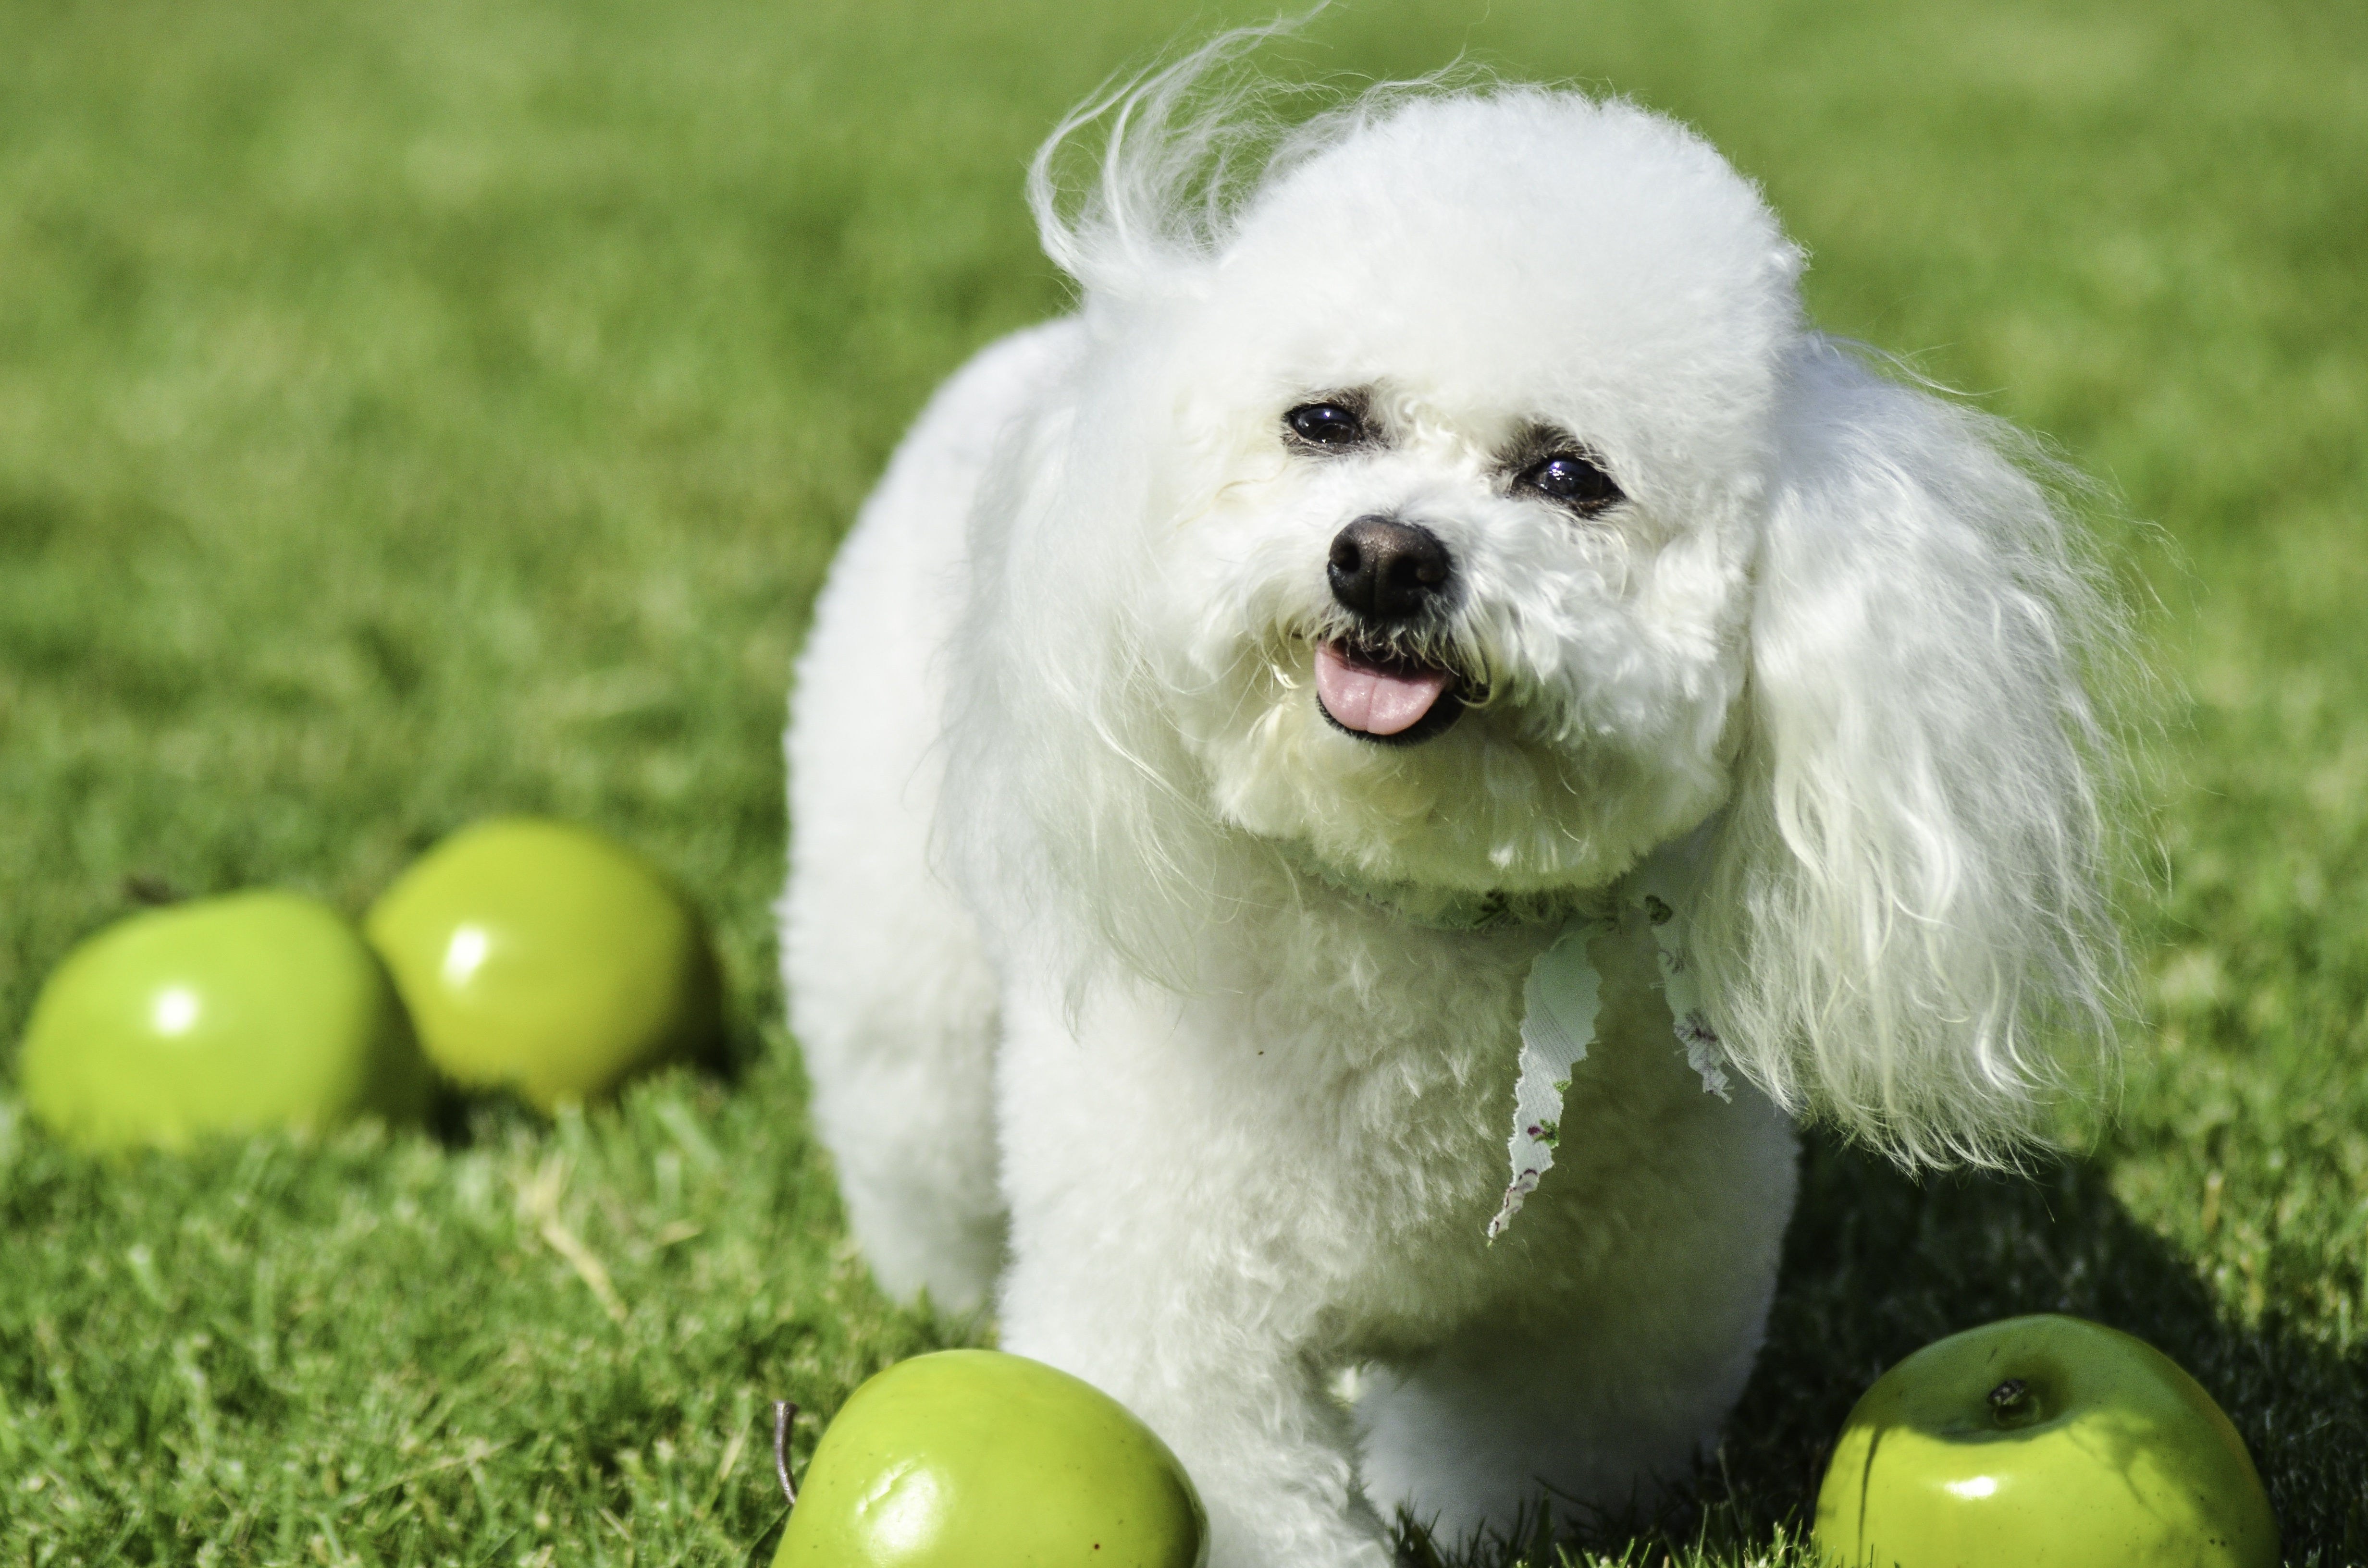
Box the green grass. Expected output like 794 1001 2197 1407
1 0 2362 1561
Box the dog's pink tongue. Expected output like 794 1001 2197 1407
1315 642 1454 736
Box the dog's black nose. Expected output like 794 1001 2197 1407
1328 516 1452 622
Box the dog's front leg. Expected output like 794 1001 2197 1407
992 980 1398 1568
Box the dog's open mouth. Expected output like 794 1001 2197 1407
1314 639 1465 745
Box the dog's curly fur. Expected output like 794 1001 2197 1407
783 33 2127 1567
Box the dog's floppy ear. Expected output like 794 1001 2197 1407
1691 337 2129 1165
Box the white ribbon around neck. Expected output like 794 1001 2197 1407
1485 855 1732 1242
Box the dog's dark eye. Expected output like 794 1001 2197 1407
1285 402 1368 449
1518 452 1622 513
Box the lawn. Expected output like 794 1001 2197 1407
0 0 2362 1562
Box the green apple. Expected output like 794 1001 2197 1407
364 817 719 1111
1813 1314 2278 1568
17 891 429 1150
774 1349 1208 1568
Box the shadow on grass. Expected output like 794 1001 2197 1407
420 1004 764 1150
1401 1134 2368 1567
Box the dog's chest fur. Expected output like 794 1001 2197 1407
998 877 1765 1355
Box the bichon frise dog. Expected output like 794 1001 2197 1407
783 35 2124 1568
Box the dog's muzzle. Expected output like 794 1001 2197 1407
1316 517 1464 743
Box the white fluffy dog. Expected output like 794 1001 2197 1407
784 39 2122 1568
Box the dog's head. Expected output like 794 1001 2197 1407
1125 91 1797 897
953 49 2130 1163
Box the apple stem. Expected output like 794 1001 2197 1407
1986 1378 2034 1425
772 1400 798 1508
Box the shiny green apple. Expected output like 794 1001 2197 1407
774 1349 1208 1568
364 817 719 1111
18 891 430 1150
1813 1314 2278 1568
